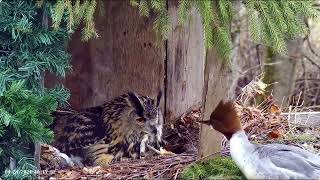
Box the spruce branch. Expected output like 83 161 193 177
52 0 65 30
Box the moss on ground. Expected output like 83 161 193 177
284 133 317 143
181 156 246 180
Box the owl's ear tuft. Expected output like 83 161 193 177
128 92 144 117
156 90 162 107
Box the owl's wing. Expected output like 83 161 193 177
52 108 108 156
81 105 104 120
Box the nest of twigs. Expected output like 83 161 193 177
38 154 196 180
237 97 289 141
235 75 320 154
162 109 201 154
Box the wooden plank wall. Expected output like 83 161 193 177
45 1 165 111
45 30 94 109
166 1 204 121
88 0 165 109
45 0 205 122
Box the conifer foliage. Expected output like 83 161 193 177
130 0 318 60
0 82 57 179
130 0 171 44
0 0 71 177
47 0 99 41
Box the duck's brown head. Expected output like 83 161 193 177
199 101 242 140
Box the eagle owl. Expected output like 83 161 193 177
51 91 164 166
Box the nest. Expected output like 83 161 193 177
38 154 196 180
237 76 320 154
162 109 201 154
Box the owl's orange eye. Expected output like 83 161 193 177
136 118 146 123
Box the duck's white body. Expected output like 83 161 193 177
230 130 320 179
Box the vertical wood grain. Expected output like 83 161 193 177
45 0 165 111
166 1 205 122
198 49 231 158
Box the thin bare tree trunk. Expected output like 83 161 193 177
274 39 302 103
264 38 303 104
34 7 50 171
227 0 242 100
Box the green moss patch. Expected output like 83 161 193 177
181 156 246 180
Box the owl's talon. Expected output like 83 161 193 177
159 147 176 156
147 145 175 156
93 154 114 166
139 152 146 159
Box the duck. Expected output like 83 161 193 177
199 100 320 179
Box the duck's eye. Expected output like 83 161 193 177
136 117 146 123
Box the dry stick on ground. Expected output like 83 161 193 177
306 35 320 59
295 78 320 82
313 74 320 105
301 58 308 103
303 55 320 70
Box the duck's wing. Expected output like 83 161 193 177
266 143 320 165
257 143 320 178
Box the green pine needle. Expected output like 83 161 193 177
139 0 150 17
131 0 318 59
51 0 98 41
82 0 99 41
52 0 65 30
178 0 192 26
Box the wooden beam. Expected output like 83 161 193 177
166 1 204 122
198 48 231 158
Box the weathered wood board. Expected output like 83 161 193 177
198 49 231 158
45 1 165 111
166 1 205 122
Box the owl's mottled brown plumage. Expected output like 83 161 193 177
51 91 163 166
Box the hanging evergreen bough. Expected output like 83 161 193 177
130 0 319 60
49 0 319 60
130 0 171 45
48 0 99 41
